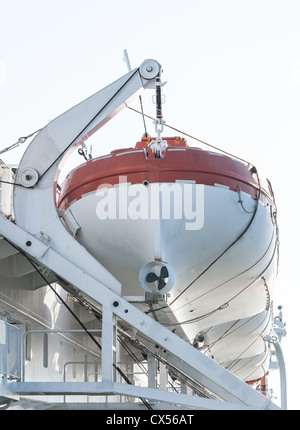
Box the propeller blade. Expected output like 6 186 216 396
160 266 169 279
146 266 169 290
146 272 158 283
158 280 167 291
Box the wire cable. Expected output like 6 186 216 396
2 237 153 410
37 70 140 182
226 310 272 373
126 105 252 166
160 241 277 329
170 172 261 307
0 128 43 155
126 104 264 310
169 227 276 315
139 95 148 136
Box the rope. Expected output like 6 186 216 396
126 105 252 166
0 128 43 155
139 95 148 136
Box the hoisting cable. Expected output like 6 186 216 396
127 105 264 308
139 95 148 137
2 237 153 410
126 105 252 166
37 69 141 183
1 69 143 188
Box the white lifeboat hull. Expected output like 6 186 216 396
57 138 279 382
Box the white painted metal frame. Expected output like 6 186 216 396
0 207 280 409
0 59 280 409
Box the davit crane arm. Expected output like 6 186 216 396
0 58 280 409
12 59 162 295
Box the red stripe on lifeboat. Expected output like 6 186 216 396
57 137 272 211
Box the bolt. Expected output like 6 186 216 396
25 174 32 181
26 241 32 247
113 301 119 307
146 66 153 72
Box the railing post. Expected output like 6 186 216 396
2 316 8 384
101 306 117 383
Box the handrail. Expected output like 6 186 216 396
22 328 101 382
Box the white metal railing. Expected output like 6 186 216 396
0 316 22 382
22 328 102 382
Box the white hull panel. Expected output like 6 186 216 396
65 182 278 380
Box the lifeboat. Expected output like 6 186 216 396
57 135 279 383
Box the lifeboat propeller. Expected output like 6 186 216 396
146 266 169 291
139 261 176 294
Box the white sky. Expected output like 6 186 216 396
1 0 299 409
